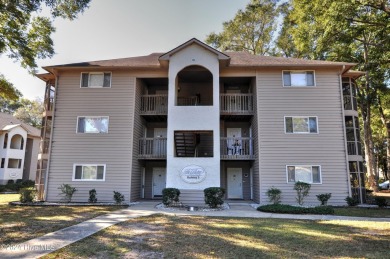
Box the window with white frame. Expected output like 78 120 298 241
283 71 315 87
285 116 318 133
81 72 111 87
287 165 321 183
77 117 109 133
73 164 105 181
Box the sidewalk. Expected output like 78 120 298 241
1 202 389 258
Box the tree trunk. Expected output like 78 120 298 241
377 94 390 180
362 105 378 191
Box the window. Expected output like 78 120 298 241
283 71 315 87
73 164 105 181
77 117 109 133
285 116 318 133
81 72 111 88
287 165 321 184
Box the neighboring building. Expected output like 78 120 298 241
0 113 40 185
36 38 365 204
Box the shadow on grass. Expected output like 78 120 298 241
42 214 390 259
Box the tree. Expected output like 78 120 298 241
285 0 390 191
0 74 22 101
0 0 91 72
13 98 44 128
205 0 282 55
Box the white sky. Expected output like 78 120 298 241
0 0 249 100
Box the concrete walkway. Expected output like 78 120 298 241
1 202 389 258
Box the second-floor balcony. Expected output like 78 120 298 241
139 137 167 159
347 141 362 156
220 137 254 160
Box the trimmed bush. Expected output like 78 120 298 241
316 193 332 206
345 196 359 206
19 187 36 203
294 182 311 205
0 185 6 192
204 187 225 208
374 197 388 208
266 187 282 204
58 184 77 202
162 188 180 206
88 189 97 203
257 204 334 215
113 191 125 204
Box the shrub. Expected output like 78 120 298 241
113 191 125 204
88 189 97 203
21 180 35 188
257 204 334 215
316 193 332 206
294 182 311 205
0 185 6 192
345 196 359 206
204 187 225 208
58 184 77 202
374 196 388 208
266 187 282 204
7 179 15 185
19 187 37 203
162 188 180 206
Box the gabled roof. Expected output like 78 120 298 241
159 38 230 62
0 113 40 137
39 38 357 75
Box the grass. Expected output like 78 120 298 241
43 214 390 259
0 194 126 245
334 207 390 218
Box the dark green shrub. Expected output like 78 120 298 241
204 187 225 208
162 188 180 206
294 182 311 205
19 187 37 203
266 187 282 204
316 193 332 206
345 196 359 206
58 184 77 202
257 204 334 215
0 185 6 192
88 189 97 203
21 180 35 188
113 191 125 204
7 179 15 185
374 197 388 208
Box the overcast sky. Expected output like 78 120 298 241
0 0 249 100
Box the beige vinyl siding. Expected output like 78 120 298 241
130 79 147 201
257 69 348 205
46 71 135 202
250 77 260 203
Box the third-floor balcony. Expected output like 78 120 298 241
140 94 168 115
139 137 167 159
220 93 254 115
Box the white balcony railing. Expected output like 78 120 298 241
220 137 254 159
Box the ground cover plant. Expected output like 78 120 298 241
0 194 126 246
42 214 390 258
257 204 335 215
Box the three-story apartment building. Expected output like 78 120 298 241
36 39 364 205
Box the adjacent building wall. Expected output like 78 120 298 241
257 68 349 205
46 71 135 202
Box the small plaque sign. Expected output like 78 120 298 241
9 172 18 178
180 165 206 184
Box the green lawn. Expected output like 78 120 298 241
43 214 390 259
0 194 126 245
334 207 390 218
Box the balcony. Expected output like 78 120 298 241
139 138 167 159
140 95 168 115
220 137 254 160
347 141 362 156
220 94 254 117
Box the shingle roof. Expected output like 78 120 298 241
0 113 40 137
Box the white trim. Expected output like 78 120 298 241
80 72 112 88
72 164 106 181
285 165 322 184
282 70 316 87
76 116 109 134
284 116 319 134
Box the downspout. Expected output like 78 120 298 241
338 65 353 200
43 69 58 201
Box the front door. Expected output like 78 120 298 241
227 168 243 199
154 128 167 157
153 167 166 198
